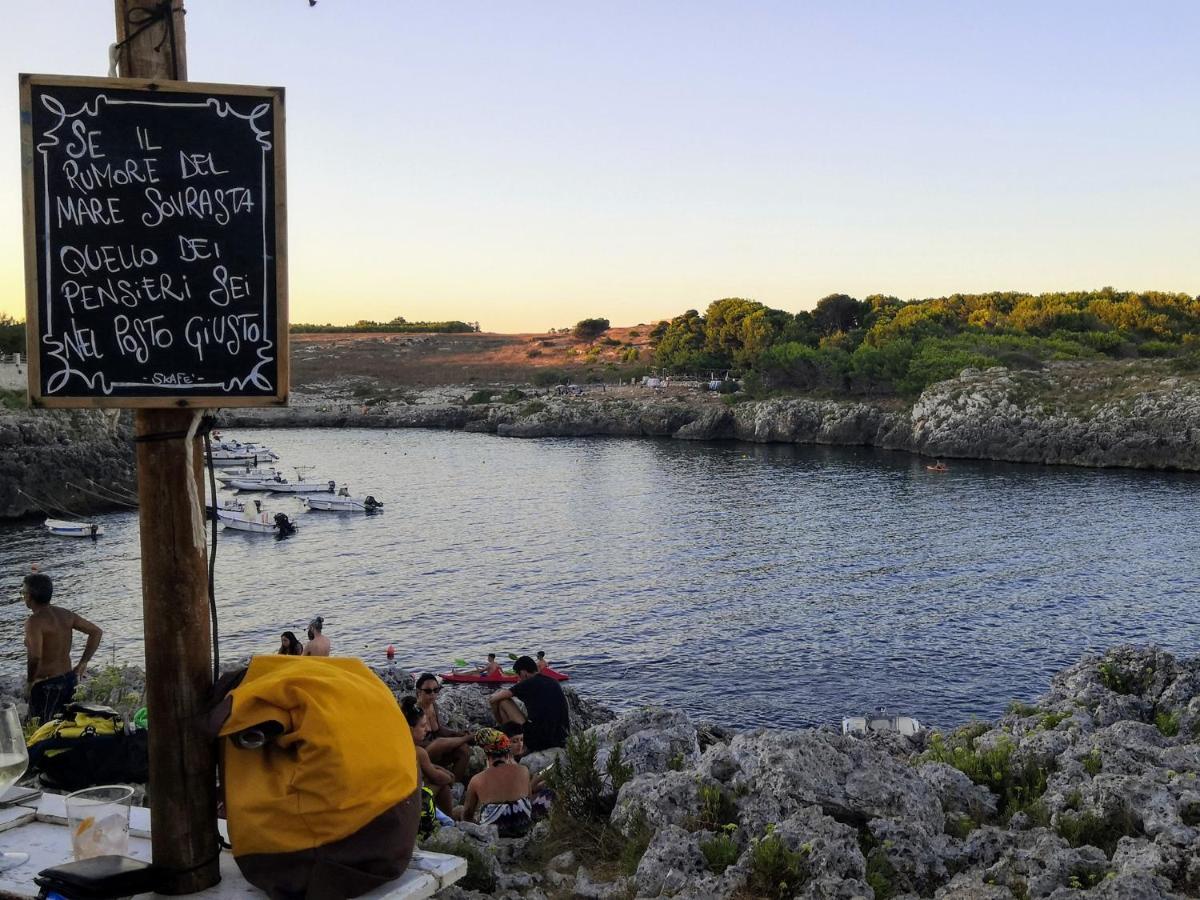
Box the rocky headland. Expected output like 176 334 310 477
220 361 1200 471
5 359 1200 521
0 407 135 519
11 646 1196 898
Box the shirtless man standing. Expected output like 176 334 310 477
23 573 102 722
302 616 331 656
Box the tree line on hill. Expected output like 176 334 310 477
647 289 1200 395
290 317 478 334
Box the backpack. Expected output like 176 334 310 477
210 656 421 900
26 703 149 792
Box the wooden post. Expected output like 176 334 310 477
115 2 221 893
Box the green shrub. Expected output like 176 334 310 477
531 369 568 387
1097 659 1149 695
1040 710 1071 730
667 752 685 771
1154 710 1180 737
1007 701 1038 717
919 730 1049 821
687 783 738 832
519 401 546 416
0 388 25 410
628 330 641 338
526 348 542 357
943 813 977 839
454 839 497 892
1083 749 1103 776
618 808 654 876
865 848 900 900
700 826 740 874
465 389 496 405
1056 806 1140 858
621 346 640 363
574 318 611 340
498 388 526 403
747 826 810 899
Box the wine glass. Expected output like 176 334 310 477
0 704 30 871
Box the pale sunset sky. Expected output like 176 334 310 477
2 2 1196 332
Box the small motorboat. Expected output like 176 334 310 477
205 498 246 516
216 503 296 536
44 519 104 538
842 712 923 737
217 466 283 484
208 447 277 463
301 486 383 512
440 666 570 685
257 477 336 495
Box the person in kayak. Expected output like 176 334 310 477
400 695 455 816
414 672 471 781
455 728 533 837
535 651 549 673
481 653 504 677
488 656 569 753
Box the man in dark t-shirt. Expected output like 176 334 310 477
488 655 569 753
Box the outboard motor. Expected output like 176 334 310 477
254 499 263 514
274 513 296 537
327 480 336 492
364 495 383 512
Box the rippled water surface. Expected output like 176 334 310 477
3 429 1198 729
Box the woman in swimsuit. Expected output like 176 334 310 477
414 672 471 781
400 695 455 816
456 729 533 837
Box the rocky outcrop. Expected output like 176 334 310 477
0 408 134 519
218 361 1200 471
431 646 1200 899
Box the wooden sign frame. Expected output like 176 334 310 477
19 73 289 408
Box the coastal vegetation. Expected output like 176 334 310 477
0 314 21 356
290 317 476 334
651 289 1200 396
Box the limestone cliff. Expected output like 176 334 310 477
0 408 135 519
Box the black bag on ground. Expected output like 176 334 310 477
26 703 149 792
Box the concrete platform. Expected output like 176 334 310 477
0 792 464 900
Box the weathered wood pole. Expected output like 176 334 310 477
115 1 221 892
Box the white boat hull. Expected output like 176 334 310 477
44 519 104 537
302 496 383 512
216 509 283 534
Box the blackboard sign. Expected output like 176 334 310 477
19 74 288 407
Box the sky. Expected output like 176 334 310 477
2 1 1197 333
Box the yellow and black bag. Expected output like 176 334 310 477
211 656 420 900
26 703 149 791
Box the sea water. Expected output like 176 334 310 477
1 429 1198 729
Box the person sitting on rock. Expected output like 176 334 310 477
414 673 472 782
488 656 570 754
400 695 455 816
455 728 533 837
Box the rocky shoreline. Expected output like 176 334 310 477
5 360 1200 522
220 362 1200 472
0 408 135 520
7 646 1198 898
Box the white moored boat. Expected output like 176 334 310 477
44 519 104 538
216 467 282 486
842 712 923 737
216 503 296 536
301 487 384 512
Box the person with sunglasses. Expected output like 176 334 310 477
413 673 471 782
